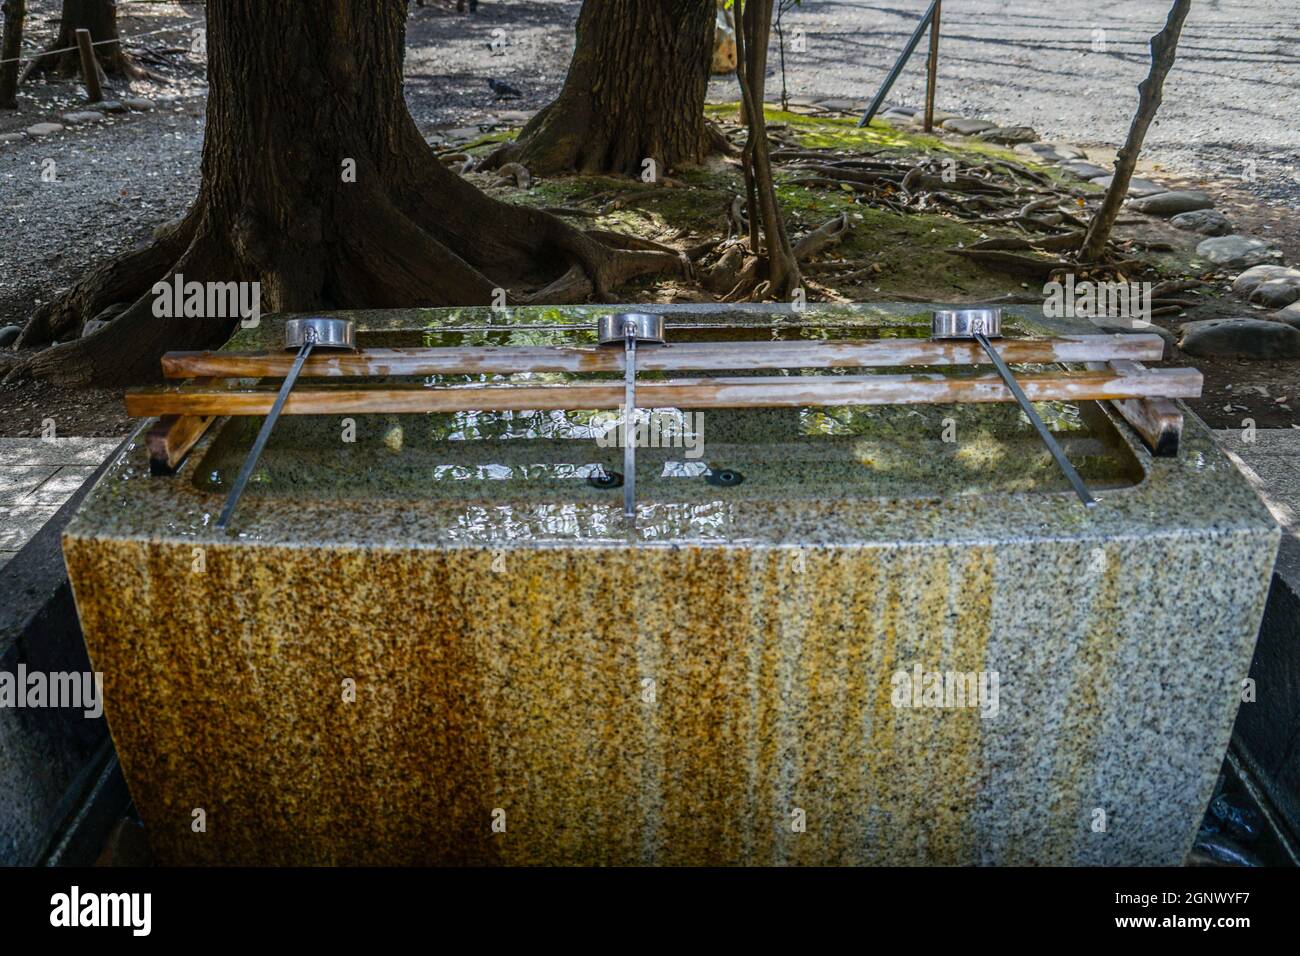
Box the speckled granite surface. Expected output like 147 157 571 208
61 304 1280 865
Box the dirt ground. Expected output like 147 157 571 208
1 0 1296 437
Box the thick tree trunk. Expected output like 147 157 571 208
22 0 141 80
0 0 25 108
487 0 717 176
11 0 681 386
1080 0 1191 262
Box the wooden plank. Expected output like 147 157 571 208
1087 359 1184 457
126 367 1203 418
145 377 216 474
159 334 1166 379
146 414 217 474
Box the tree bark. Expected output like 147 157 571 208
21 0 142 81
1080 0 1191 262
733 0 799 300
0 0 24 108
11 0 682 387
484 0 717 177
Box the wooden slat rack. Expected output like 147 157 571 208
128 331 1199 474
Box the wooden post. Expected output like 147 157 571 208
924 0 941 132
0 0 24 109
74 26 102 103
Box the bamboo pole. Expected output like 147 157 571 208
126 367 1203 418
160 334 1168 380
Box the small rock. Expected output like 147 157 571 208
0 131 24 144
0 325 21 348
884 105 918 117
98 100 127 113
1171 208 1233 237
1099 323 1177 350
1250 277 1300 309
61 110 105 124
1233 265 1299 294
1060 161 1109 180
1196 235 1284 269
1127 190 1214 216
122 97 155 111
1018 142 1086 163
26 122 64 136
1270 302 1300 331
1178 318 1300 359
1094 175 1166 198
942 117 997 135
978 125 1038 144
812 98 861 113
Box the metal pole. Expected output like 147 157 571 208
216 334 317 531
975 332 1097 508
622 320 637 519
924 0 942 132
858 0 939 128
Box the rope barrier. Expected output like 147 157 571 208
0 22 198 67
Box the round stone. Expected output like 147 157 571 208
1171 209 1233 237
1127 190 1214 216
1196 235 1284 269
1178 318 1300 359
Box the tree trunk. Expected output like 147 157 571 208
485 0 717 177
22 0 142 81
0 0 25 108
1080 0 1191 263
732 0 799 300
10 0 682 387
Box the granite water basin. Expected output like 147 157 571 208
61 304 1281 865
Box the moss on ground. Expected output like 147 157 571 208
461 108 1202 303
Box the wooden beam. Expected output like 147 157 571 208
1087 359 1183 456
126 367 1203 418
145 378 216 473
159 334 1167 380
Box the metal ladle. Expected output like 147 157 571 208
597 312 666 518
932 308 1096 508
215 317 356 531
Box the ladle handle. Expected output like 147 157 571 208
975 332 1097 508
215 334 317 531
623 320 637 519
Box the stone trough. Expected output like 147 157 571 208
61 304 1279 865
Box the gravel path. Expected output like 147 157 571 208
740 0 1299 206
2 1 1296 337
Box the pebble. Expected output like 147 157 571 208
26 122 64 136
98 100 128 113
978 125 1038 144
1249 277 1300 309
62 111 106 125
0 132 24 145
1196 235 1284 269
0 325 21 348
942 117 997 135
1127 190 1214 216
1060 161 1109 180
1094 175 1166 198
1178 318 1300 359
1170 208 1233 237
1271 302 1300 330
122 97 155 111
